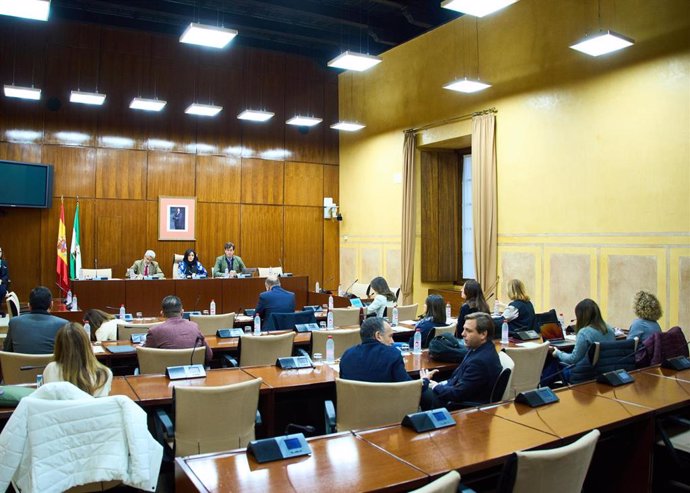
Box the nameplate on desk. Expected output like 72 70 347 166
166 364 206 380
106 344 136 354
143 275 161 280
115 313 133 321
247 433 311 463
216 328 244 338
276 356 313 369
596 369 634 387
237 273 251 278
515 387 559 407
662 356 690 371
402 408 456 433
302 305 323 313
130 333 147 344
514 330 540 341
295 323 320 333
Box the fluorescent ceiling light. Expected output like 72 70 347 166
330 121 365 132
327 51 382 72
4 84 41 100
443 78 491 93
130 97 167 112
0 0 50 21
70 90 106 105
441 0 518 17
286 116 322 127
185 103 222 116
237 109 274 122
179 22 238 48
570 30 634 57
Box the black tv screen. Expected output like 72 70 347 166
0 160 54 208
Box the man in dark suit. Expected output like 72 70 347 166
340 317 411 383
420 312 502 410
3 286 68 354
255 275 295 331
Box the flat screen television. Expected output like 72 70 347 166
0 160 54 208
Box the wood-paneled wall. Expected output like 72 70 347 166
0 19 339 300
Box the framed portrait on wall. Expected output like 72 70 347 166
159 196 196 240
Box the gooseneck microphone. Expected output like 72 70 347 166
191 335 203 366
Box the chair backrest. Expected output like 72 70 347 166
172 254 184 279
80 268 112 279
269 311 317 331
330 307 360 327
570 338 637 384
173 379 262 456
388 287 401 302
503 342 550 398
312 329 361 359
239 332 295 366
409 471 461 493
136 347 205 375
117 322 163 341
349 282 371 299
6 291 20 318
496 352 515 401
388 303 419 322
637 326 689 367
258 267 283 277
433 322 457 337
0 351 54 384
510 429 600 493
335 378 422 432
190 313 236 336
533 309 559 331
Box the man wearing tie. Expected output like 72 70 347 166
129 250 165 278
213 242 246 277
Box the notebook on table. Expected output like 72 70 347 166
540 323 571 347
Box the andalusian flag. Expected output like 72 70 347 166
56 199 70 294
70 201 82 279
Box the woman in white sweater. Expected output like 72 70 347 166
84 308 121 342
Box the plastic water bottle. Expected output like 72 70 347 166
337 284 343 296
445 303 451 320
501 321 509 344
269 266 273 276
71 295 79 311
392 307 399 327
494 300 501 316
413 329 422 354
253 315 261 335
84 321 91 339
327 310 334 329
210 299 216 316
325 335 335 363
328 295 334 310
119 304 126 320
225 267 229 278
315 281 320 292
558 313 566 332
65 290 73 306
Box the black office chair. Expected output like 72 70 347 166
569 338 638 384
269 311 317 331
446 367 512 410
533 309 558 332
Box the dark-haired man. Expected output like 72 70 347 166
4 286 68 353
213 242 246 278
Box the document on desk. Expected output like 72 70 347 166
92 346 106 354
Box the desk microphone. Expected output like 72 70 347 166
344 279 358 297
191 335 204 366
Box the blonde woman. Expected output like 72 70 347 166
42 322 113 397
628 291 662 343
502 279 536 334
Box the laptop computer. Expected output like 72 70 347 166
540 323 570 347
349 298 365 308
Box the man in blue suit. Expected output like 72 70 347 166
255 275 295 331
339 317 411 383
4 286 68 354
420 312 502 410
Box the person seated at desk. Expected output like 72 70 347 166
129 250 165 278
177 248 208 279
627 290 662 343
255 275 295 331
0 246 8 316
43 322 113 397
84 308 123 342
496 279 535 336
420 313 501 410
213 242 246 278
366 276 397 318
3 286 68 354
410 294 448 348
340 317 411 383
456 280 490 337
144 295 212 363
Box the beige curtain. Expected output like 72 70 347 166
471 113 498 298
401 130 416 304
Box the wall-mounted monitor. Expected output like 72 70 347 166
0 160 54 208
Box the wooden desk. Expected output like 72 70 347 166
307 291 352 308
643 365 690 383
175 433 429 493
110 375 138 401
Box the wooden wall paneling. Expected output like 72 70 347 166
284 206 323 289
0 207 42 300
284 57 325 164
0 143 42 163
196 155 241 203
323 164 340 204
95 148 147 199
146 151 196 199
195 202 241 275
41 145 97 198
240 205 284 269
323 219 340 290
144 201 195 279
284 162 324 206
323 75 340 165
240 158 284 205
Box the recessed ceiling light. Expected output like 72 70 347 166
286 116 322 127
70 90 106 105
179 22 238 49
130 97 167 112
443 78 491 93
185 103 223 116
237 109 275 122
330 121 365 132
3 84 41 100
570 30 634 57
441 0 518 17
0 0 50 21
327 51 382 72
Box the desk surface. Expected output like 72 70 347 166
243 364 338 391
643 365 690 383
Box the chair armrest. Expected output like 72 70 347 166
154 408 174 439
223 354 239 367
324 400 336 434
255 410 262 426
295 348 309 358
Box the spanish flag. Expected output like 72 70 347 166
56 198 70 295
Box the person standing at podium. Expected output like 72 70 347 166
255 275 295 331
129 250 165 278
213 242 246 277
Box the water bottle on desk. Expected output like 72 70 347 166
71 295 79 311
253 315 261 335
84 321 91 339
558 313 566 333
494 300 501 316
315 281 320 293
327 310 334 329
225 267 229 278
445 303 451 320
413 329 422 354
119 304 126 320
392 307 399 327
210 299 216 316
328 295 334 310
337 284 343 297
325 335 335 363
501 321 509 344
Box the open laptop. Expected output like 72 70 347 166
350 298 368 308
540 322 570 347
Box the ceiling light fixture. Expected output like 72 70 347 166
286 116 322 127
0 0 50 21
3 84 41 100
441 0 518 18
330 121 365 132
179 23 238 49
237 109 274 122
185 103 222 116
443 78 491 93
327 51 382 72
70 90 106 105
570 30 634 57
130 97 167 112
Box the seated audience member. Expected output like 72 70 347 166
213 242 246 277
340 317 411 383
144 295 212 363
551 298 615 366
129 250 165 278
0 246 8 316
177 248 208 278
3 286 67 353
255 275 295 331
366 276 397 318
411 294 448 348
420 312 501 410
43 322 113 397
84 308 122 342
500 279 536 335
456 280 491 336
628 290 663 343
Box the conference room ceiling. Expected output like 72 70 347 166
49 0 458 63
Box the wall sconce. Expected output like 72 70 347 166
324 197 342 221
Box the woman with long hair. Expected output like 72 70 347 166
178 248 208 278
502 279 536 334
42 322 113 397
628 291 662 343
412 294 448 348
84 308 120 342
552 298 615 366
456 280 490 336
366 276 397 317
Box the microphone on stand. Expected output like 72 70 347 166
344 279 358 299
191 335 204 366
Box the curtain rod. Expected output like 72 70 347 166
405 107 497 134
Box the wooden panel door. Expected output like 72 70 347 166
240 205 283 269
